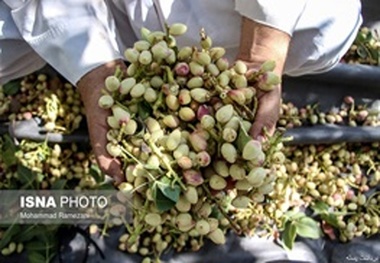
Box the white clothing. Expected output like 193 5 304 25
0 0 362 85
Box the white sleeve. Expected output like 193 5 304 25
3 0 124 85
0 1 46 85
235 0 309 36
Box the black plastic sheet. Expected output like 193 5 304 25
1 225 379 263
282 63 380 111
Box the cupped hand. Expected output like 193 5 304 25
236 60 282 140
236 17 290 140
249 83 281 140
77 60 126 185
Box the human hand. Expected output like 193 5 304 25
248 79 281 140
77 60 126 185
234 60 281 140
237 17 290 140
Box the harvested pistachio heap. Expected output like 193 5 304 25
279 142 380 242
0 73 99 191
0 75 104 262
98 23 287 260
0 73 85 133
0 139 100 190
343 27 380 66
278 96 380 129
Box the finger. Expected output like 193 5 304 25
88 114 125 185
85 89 125 185
249 91 280 139
77 60 127 186
249 113 276 140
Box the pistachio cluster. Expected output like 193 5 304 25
226 141 380 250
98 23 286 259
0 138 99 191
276 142 379 241
0 22 379 263
0 73 85 133
343 27 380 66
278 96 380 129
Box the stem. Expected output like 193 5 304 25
201 185 242 234
127 199 151 245
365 159 376 175
117 123 126 142
120 141 157 182
207 128 220 141
114 65 123 80
114 100 133 112
101 213 110 237
369 206 380 215
233 104 254 122
153 91 165 116
251 96 258 119
367 207 377 217
240 103 256 121
147 138 187 191
121 215 134 233
262 130 285 166
365 191 380 207
247 71 261 83
164 66 175 84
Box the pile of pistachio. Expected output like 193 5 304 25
343 27 380 66
0 72 101 190
278 96 380 129
99 23 288 261
0 74 106 263
0 25 378 263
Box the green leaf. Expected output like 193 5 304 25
294 216 321 239
357 45 369 59
2 80 21 96
156 177 180 203
284 210 306 220
16 164 36 187
13 225 40 243
1 135 18 167
26 240 55 251
355 32 367 43
311 201 329 215
51 179 67 190
329 211 350 217
154 188 176 212
36 233 56 245
210 205 223 219
152 178 180 212
89 164 105 183
311 202 340 228
237 124 252 152
281 210 305 229
138 101 153 120
281 221 297 250
320 213 339 228
27 251 47 263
